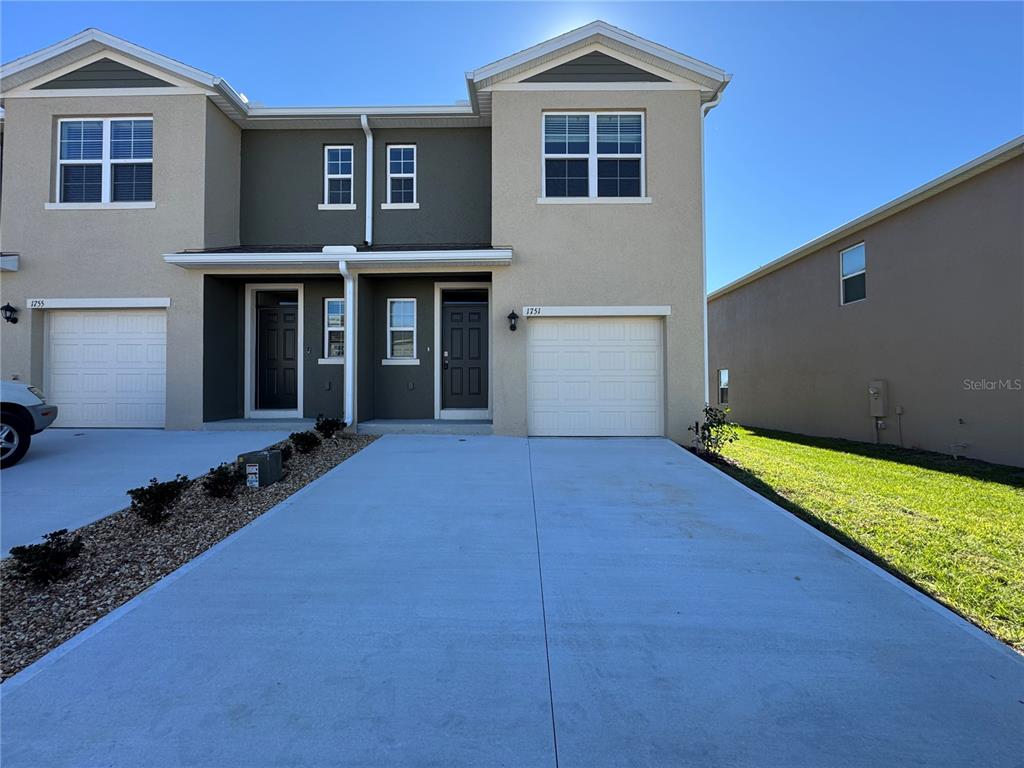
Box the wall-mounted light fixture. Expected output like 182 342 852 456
1 303 18 324
507 310 519 332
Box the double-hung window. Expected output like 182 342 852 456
385 145 417 207
542 112 645 199
57 117 153 204
323 298 345 361
840 243 866 305
386 298 417 361
718 369 729 405
322 146 354 208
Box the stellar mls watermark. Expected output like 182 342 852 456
962 378 1022 391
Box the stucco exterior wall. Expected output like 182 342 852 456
708 155 1024 466
203 100 241 248
0 93 219 428
488 89 707 440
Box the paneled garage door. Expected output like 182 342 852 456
527 316 664 436
46 309 167 428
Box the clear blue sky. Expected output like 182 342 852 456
3 2 1021 289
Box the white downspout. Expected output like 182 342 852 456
360 114 373 246
700 88 724 406
339 260 355 427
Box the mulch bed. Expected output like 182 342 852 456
1 433 376 681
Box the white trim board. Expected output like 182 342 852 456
434 282 493 420
27 297 171 309
243 283 304 419
521 305 671 317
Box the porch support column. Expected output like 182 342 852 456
339 260 355 427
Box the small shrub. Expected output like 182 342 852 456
688 405 739 459
9 529 85 585
314 415 343 439
127 474 190 525
203 461 244 498
290 430 321 455
279 444 293 466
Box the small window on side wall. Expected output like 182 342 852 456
386 145 416 206
718 369 729 405
840 243 866 305
323 298 345 359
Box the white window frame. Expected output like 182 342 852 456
540 111 647 201
54 117 153 207
840 242 867 306
383 144 418 209
319 145 356 211
320 297 345 365
384 298 418 365
718 368 729 405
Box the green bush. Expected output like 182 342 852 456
289 430 321 455
127 474 190 525
314 415 343 439
688 405 739 459
9 529 85 585
203 461 244 498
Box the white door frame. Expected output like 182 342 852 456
433 281 492 420
244 283 304 419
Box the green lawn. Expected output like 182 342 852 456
718 427 1024 650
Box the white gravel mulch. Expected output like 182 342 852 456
1 433 376 681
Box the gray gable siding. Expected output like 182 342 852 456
33 58 173 89
523 51 668 83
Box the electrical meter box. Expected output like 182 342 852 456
238 449 283 489
868 380 888 418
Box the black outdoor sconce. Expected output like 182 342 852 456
507 310 519 332
1 303 18 324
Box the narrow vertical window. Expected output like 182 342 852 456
543 114 590 197
323 146 354 206
718 369 729 405
323 298 345 359
386 298 417 359
58 120 103 202
110 119 153 202
596 114 643 198
386 145 416 206
840 243 866 304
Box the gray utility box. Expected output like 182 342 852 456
238 449 283 489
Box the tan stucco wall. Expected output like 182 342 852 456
489 89 707 440
203 100 241 248
0 93 220 428
708 155 1024 466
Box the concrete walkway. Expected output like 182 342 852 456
2 436 1021 766
0 428 290 554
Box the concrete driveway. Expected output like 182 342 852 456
0 428 289 554
2 436 1021 767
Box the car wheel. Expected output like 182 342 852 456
0 413 31 469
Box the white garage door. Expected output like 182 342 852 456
47 309 167 428
527 316 664 436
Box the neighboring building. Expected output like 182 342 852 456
0 22 729 438
708 138 1024 466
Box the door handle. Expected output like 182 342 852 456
443 350 449 370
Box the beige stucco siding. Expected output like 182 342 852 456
0 93 214 428
708 154 1024 466
489 89 706 440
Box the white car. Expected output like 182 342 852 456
1 381 59 468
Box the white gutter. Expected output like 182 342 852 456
700 86 726 405
338 260 355 428
360 115 373 246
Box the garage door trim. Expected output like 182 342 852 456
521 304 671 317
28 297 171 309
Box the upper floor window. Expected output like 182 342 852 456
840 243 866 305
386 145 417 207
718 369 729 405
58 117 152 204
323 146 354 207
542 112 644 199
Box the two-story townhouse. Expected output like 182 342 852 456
708 138 1024 466
0 22 729 441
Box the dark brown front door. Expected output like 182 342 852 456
442 291 488 410
256 292 298 410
